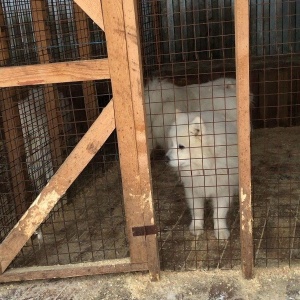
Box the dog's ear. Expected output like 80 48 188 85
190 116 205 137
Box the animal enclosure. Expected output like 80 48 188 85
0 0 299 282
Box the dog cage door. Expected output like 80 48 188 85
0 0 159 282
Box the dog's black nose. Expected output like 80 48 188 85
165 155 170 163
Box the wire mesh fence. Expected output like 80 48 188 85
249 0 300 268
141 0 300 271
0 0 299 277
141 0 241 271
0 0 127 270
0 81 127 268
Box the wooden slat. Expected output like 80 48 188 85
0 100 115 273
43 85 64 166
123 0 160 281
102 0 159 280
0 259 147 283
0 4 29 217
0 3 9 66
0 59 110 88
101 0 146 264
31 0 63 169
73 0 104 31
0 90 30 217
30 0 51 64
73 3 99 127
234 0 254 279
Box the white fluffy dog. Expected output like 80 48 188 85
144 77 238 153
145 77 240 240
166 109 238 240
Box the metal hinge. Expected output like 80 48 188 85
132 225 158 237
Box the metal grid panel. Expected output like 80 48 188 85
140 0 241 271
250 0 300 268
1 0 37 66
0 125 16 242
140 0 235 66
0 80 128 268
0 0 128 270
1 0 298 276
0 0 107 67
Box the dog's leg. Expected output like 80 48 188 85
185 187 205 236
212 197 231 240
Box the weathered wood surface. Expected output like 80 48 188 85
102 0 160 280
74 2 99 126
235 0 254 280
0 258 147 283
0 59 110 87
0 100 115 273
74 0 104 31
0 4 29 217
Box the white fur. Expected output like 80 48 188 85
144 77 239 152
145 77 242 240
165 109 238 240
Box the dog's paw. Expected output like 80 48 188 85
214 228 230 240
189 221 204 236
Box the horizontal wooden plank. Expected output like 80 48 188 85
0 258 148 282
74 0 104 31
0 100 115 273
0 59 110 88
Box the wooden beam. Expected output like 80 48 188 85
0 100 115 273
0 59 110 88
123 0 160 281
0 259 147 282
30 0 51 64
102 0 160 281
102 0 147 265
0 90 30 217
234 0 254 279
73 2 99 127
31 0 63 172
0 3 30 217
73 0 104 31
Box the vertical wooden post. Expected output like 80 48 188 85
102 0 160 280
0 4 30 217
73 3 99 127
30 0 63 168
234 0 254 279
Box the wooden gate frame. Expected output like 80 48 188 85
0 0 254 282
0 0 160 282
235 0 254 280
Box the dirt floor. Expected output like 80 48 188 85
3 126 300 272
0 267 300 299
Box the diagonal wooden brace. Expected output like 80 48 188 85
0 100 115 274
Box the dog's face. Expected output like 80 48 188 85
165 111 204 168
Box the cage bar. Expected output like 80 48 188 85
0 5 30 217
102 0 160 281
234 0 254 279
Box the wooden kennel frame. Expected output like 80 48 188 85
0 0 253 281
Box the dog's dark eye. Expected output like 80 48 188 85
178 144 185 150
